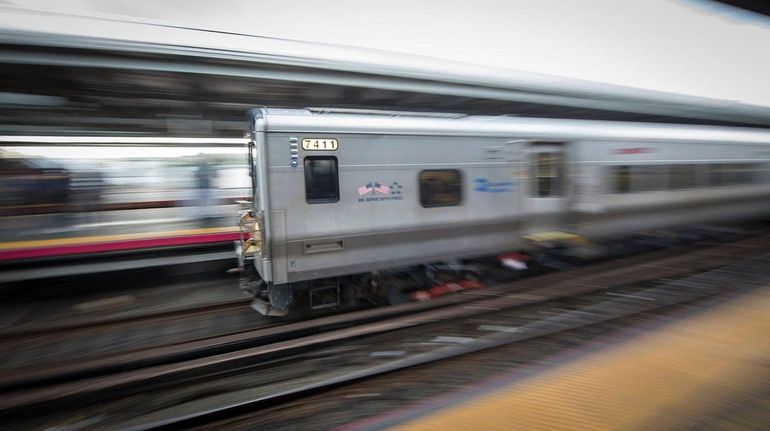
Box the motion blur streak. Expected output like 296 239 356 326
1 141 249 261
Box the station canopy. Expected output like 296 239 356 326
1 1 770 137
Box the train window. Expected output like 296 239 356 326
419 169 462 207
708 164 724 186
668 165 697 190
304 156 339 204
708 164 757 186
632 165 664 192
747 164 766 183
732 164 761 185
531 152 564 197
248 142 259 206
611 166 632 193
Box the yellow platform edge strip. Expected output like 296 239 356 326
0 226 238 251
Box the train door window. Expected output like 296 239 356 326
708 164 724 186
723 164 744 185
611 165 632 193
419 169 462 207
668 165 697 190
531 152 564 197
304 156 339 204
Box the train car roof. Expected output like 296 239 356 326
249 108 770 144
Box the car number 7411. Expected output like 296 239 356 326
302 138 339 151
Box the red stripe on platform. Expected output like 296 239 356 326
0 232 240 261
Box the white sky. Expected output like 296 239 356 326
7 0 770 107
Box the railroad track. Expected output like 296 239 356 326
2 232 769 429
0 298 250 342
0 297 269 375
0 229 713 377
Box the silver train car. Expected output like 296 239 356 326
236 108 770 315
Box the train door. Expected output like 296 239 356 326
523 141 569 234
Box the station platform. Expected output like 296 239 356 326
364 285 770 430
0 225 239 261
0 205 241 262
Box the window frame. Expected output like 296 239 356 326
304 156 340 204
419 169 463 208
668 164 698 190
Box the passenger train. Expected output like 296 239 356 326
235 108 770 315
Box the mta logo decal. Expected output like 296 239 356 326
475 178 515 193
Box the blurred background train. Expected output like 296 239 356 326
235 108 770 315
0 142 250 215
0 139 250 281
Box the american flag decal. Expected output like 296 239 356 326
358 183 374 196
358 181 402 199
374 182 391 195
